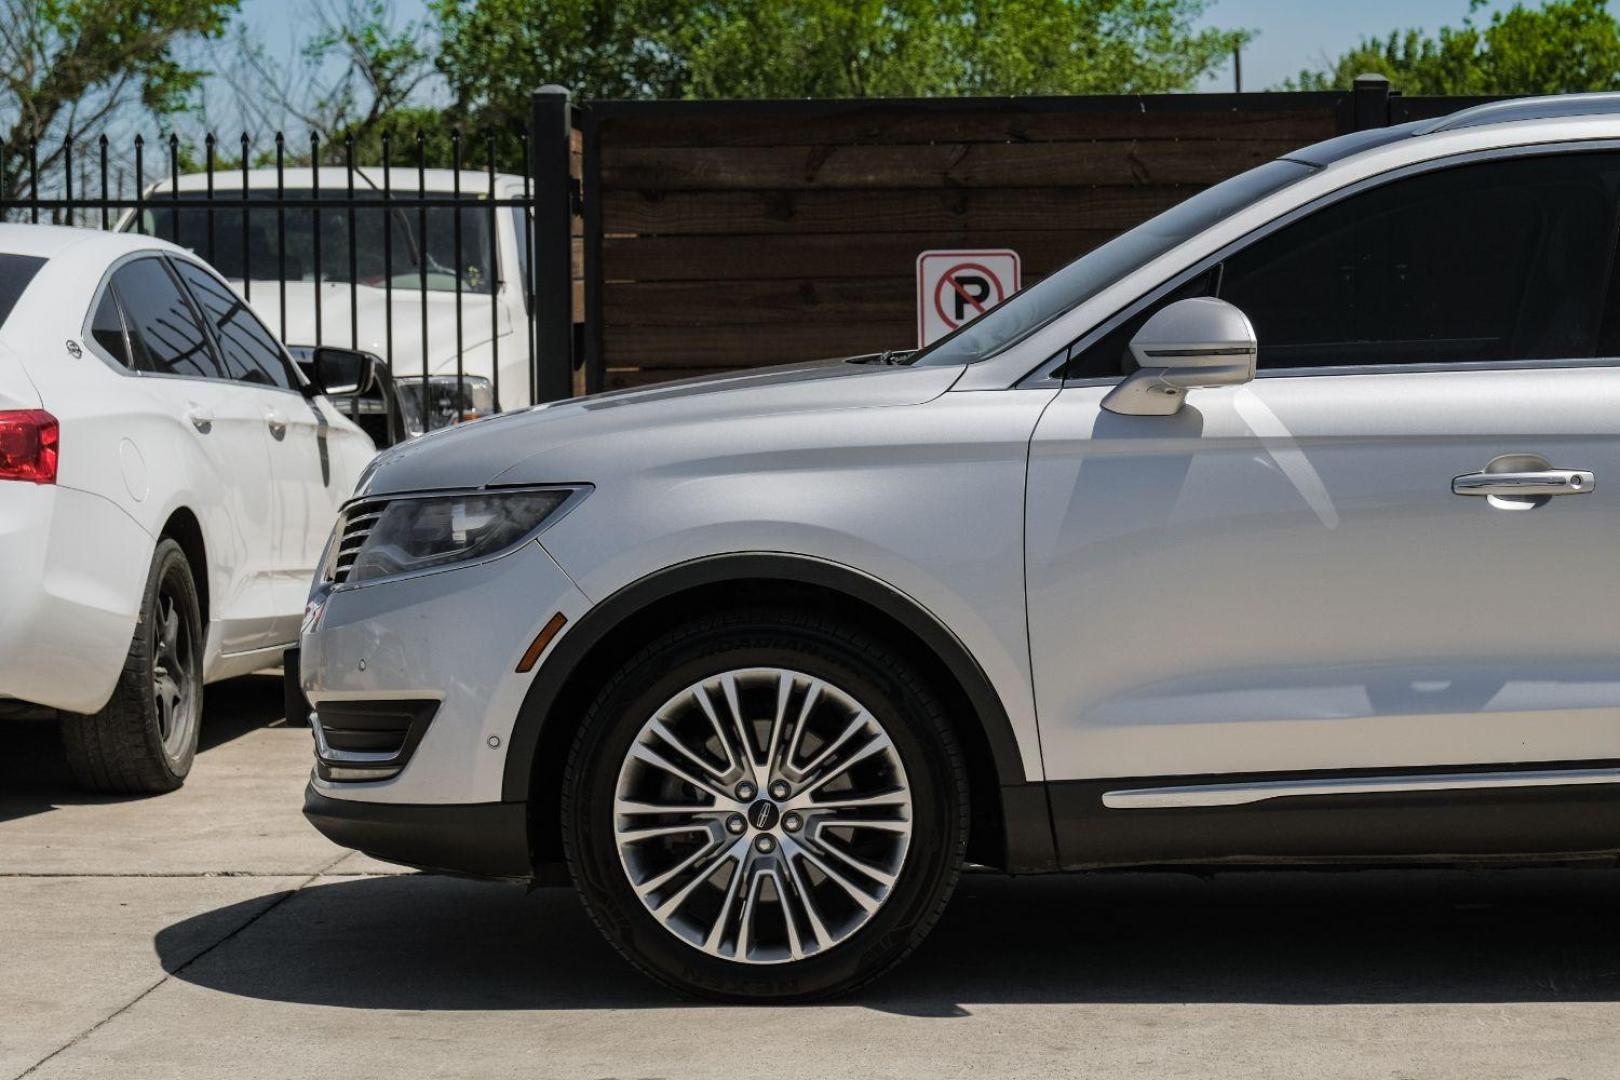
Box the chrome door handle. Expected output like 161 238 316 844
1452 469 1595 497
184 407 213 434
265 411 287 441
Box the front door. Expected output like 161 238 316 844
1025 148 1620 864
113 256 283 655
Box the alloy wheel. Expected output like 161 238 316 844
151 585 197 764
612 667 913 965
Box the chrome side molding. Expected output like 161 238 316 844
1101 766 1620 809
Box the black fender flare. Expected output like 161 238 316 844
502 551 1032 799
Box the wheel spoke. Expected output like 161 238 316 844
690 682 742 778
615 797 719 817
645 717 731 792
804 829 899 887
702 857 748 954
792 732 895 803
161 602 180 658
783 848 835 952
718 672 763 782
782 678 823 772
650 836 747 918
627 743 736 805
785 835 883 913
763 671 793 779
790 711 870 783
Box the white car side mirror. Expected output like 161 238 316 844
1101 297 1257 416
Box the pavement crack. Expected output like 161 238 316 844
10 852 350 1080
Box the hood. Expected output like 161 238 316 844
356 357 964 497
236 280 508 376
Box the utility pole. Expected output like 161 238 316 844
1233 44 1243 92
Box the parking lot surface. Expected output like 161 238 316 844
4 675 1620 1079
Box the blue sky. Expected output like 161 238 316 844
225 0 1540 100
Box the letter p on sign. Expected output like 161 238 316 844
916 249 1021 347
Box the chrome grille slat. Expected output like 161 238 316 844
326 500 387 585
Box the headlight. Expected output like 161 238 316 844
397 375 496 434
339 488 579 584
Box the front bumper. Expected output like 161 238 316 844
300 537 592 806
303 784 531 877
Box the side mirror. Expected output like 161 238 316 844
1101 297 1257 416
305 347 375 398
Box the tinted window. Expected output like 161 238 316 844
89 288 132 368
135 192 496 294
171 259 295 389
0 253 46 329
111 258 223 379
1220 153 1620 368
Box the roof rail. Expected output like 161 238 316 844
1416 93 1620 135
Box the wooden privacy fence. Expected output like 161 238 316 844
532 78 1493 394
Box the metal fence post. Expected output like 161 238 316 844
1352 73 1392 131
530 85 575 404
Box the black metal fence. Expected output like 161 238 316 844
3 80 1497 413
0 88 582 426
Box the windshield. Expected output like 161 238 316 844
131 191 495 294
909 159 1316 366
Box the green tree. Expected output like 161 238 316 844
432 0 1249 130
1287 0 1620 95
682 0 1248 98
433 0 694 135
0 0 239 196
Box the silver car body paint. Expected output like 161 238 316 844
304 108 1620 810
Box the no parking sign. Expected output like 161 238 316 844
915 249 1021 347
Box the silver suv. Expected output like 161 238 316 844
300 95 1620 1000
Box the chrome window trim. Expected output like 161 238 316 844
993 136 1620 390
78 249 311 398
1103 765 1620 810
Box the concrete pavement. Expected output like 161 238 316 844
5 674 1620 1078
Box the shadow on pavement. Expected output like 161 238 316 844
0 672 286 824
155 864 1620 1012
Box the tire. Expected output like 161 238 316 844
563 608 968 1002
62 538 204 795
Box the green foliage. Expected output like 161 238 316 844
1 0 239 194
432 0 1248 132
1287 0 1620 95
680 0 1248 98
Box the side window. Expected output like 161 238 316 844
88 287 133 369
170 259 296 390
110 258 224 380
1219 152 1620 369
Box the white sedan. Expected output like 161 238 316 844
0 225 375 793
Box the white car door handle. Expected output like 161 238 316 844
1452 469 1594 497
184 407 213 434
265 410 288 441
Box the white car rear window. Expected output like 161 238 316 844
0 253 46 330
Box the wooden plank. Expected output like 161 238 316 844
602 184 1193 235
604 321 919 366
601 138 1300 191
598 107 1338 148
601 229 1114 282
605 278 916 326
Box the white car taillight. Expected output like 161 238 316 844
0 409 58 484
